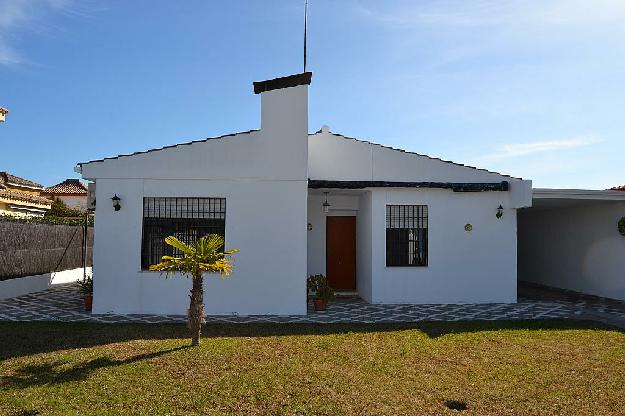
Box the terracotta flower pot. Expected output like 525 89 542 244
313 298 327 311
84 294 93 312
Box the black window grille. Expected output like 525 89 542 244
141 197 226 270
386 205 428 267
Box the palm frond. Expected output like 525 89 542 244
164 236 192 254
149 234 238 279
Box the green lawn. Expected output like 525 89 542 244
1 320 624 415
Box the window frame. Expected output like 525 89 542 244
385 204 428 267
140 197 226 271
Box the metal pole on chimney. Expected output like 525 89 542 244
304 0 308 72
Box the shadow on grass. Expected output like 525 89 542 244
0 319 620 362
1 345 189 390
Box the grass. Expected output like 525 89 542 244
1 320 624 415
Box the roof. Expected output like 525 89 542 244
42 179 88 196
76 127 519 181
312 130 519 180
253 72 312 94
0 172 43 189
309 180 510 192
76 129 258 167
0 189 52 206
533 188 625 201
609 185 625 191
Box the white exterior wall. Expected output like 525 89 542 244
308 132 532 209
82 84 309 316
91 178 307 315
307 131 528 304
365 189 518 304
356 192 373 302
518 202 625 300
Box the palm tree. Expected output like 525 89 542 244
149 234 238 346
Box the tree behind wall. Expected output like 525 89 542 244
45 198 83 218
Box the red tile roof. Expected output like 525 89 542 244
0 189 52 206
0 171 43 189
42 179 88 196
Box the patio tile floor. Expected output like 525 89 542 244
2 282 624 327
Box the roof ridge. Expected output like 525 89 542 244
309 131 519 180
43 178 88 195
77 129 259 166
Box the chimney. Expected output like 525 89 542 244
253 72 312 179
254 72 311 133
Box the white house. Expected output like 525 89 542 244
76 72 623 316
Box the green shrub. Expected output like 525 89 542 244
0 213 93 227
307 274 335 302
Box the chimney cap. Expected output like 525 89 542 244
253 72 312 94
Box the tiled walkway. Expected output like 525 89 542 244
3 282 625 327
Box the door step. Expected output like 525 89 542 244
334 290 359 298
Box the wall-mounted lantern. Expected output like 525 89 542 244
496 204 504 219
322 192 331 214
111 194 121 211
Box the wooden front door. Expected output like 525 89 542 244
326 216 356 290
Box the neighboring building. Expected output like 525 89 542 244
75 72 625 316
42 179 89 211
610 185 625 191
0 172 51 217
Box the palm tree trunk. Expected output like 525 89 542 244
188 271 205 346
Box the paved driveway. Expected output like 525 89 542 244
2 282 624 327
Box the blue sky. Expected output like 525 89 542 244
1 0 624 189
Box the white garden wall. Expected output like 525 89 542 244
0 267 91 300
518 201 625 300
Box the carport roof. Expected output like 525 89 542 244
533 188 625 201
530 188 625 211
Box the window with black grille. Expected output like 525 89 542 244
141 197 226 270
386 205 428 267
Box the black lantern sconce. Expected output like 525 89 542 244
496 204 503 219
322 192 331 214
111 194 121 211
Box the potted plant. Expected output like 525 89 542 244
77 275 93 312
307 274 335 311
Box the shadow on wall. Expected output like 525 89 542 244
1 319 619 362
